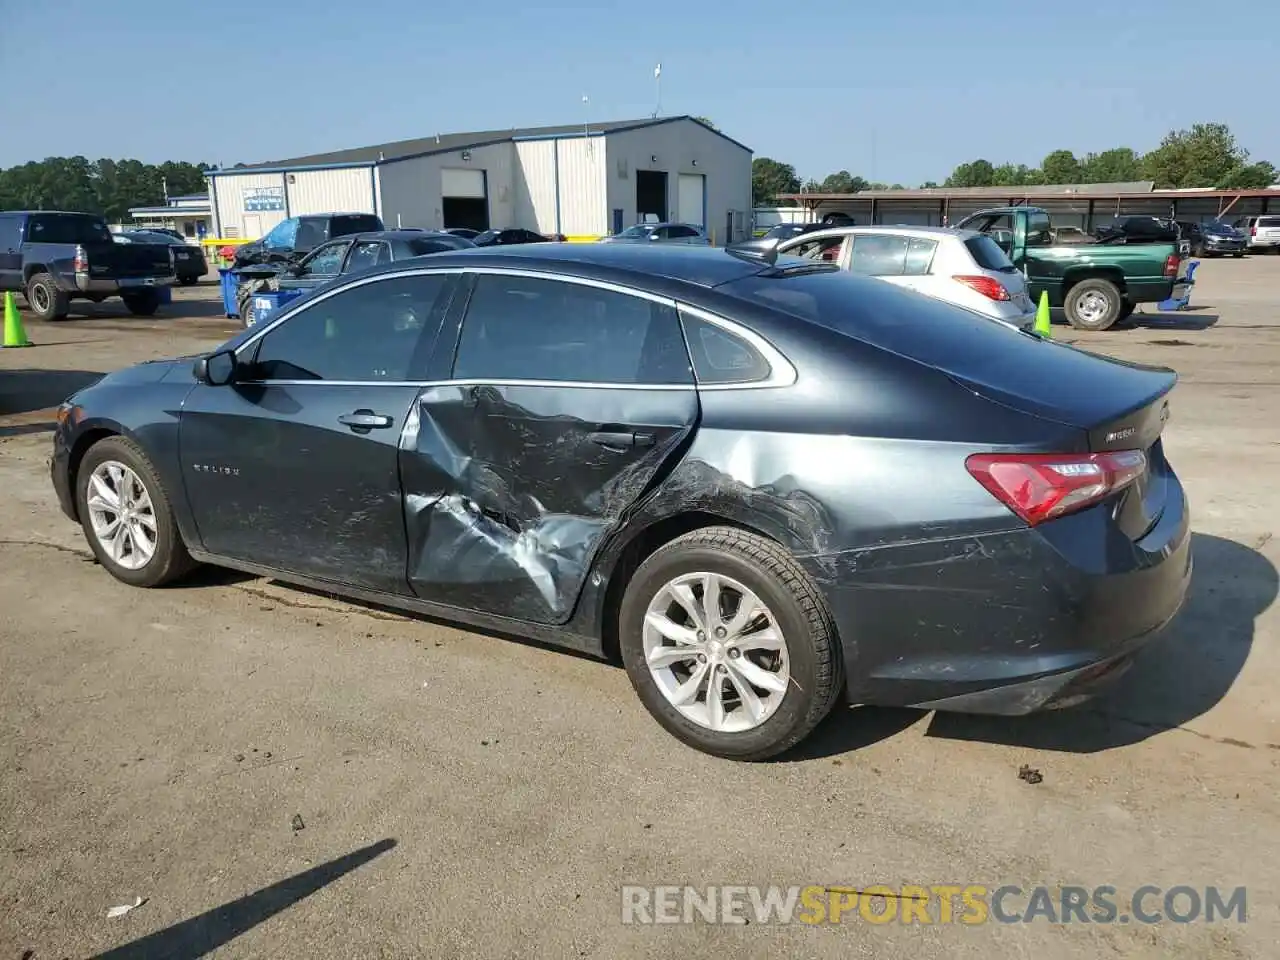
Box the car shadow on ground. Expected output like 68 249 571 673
788 532 1276 760
92 838 396 960
0 368 103 417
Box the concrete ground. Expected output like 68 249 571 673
1 265 1278 959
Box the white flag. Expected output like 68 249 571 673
654 63 662 79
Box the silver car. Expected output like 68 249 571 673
773 225 1038 328
1232 215 1280 253
601 222 710 245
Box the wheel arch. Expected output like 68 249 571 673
595 509 790 663
65 420 130 521
22 263 49 283
1061 267 1126 296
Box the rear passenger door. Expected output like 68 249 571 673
401 271 698 624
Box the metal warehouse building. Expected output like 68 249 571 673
206 116 753 244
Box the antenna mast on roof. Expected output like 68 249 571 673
652 63 662 118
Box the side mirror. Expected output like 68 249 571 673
193 348 238 386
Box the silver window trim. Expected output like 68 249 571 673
234 264 796 392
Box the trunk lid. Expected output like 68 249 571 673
86 241 173 279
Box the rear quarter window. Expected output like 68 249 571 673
964 236 1016 272
1258 217 1280 228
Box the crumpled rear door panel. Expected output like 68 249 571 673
400 382 699 624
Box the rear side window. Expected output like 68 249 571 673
903 238 938 276
345 241 384 274
680 312 771 384
849 234 909 276
964 236 1016 272
0 215 23 248
1258 217 1280 228
26 214 111 244
453 275 691 385
250 274 448 381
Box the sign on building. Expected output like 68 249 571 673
243 186 285 212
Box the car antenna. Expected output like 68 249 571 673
724 239 778 267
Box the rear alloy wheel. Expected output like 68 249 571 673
619 527 843 760
76 437 195 587
122 290 161 316
1064 278 1123 331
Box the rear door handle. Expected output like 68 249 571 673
588 430 655 450
338 409 393 431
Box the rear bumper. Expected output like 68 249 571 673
810 472 1192 714
75 275 176 294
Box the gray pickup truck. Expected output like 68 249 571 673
0 211 176 320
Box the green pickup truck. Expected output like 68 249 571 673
954 206 1189 331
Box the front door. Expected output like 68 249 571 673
179 271 458 594
402 271 699 624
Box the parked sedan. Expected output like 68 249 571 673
118 230 209 284
601 222 710 245
771 225 1039 328
472 228 553 247
234 230 475 323
1177 220 1246 258
50 243 1190 760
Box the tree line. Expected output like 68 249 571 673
753 122 1277 206
0 158 211 222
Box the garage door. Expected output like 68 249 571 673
677 174 705 228
441 168 486 199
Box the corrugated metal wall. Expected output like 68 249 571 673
555 138 607 236
514 141 557 232
213 172 286 239
287 168 375 217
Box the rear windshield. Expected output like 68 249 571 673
964 236 1017 272
27 214 112 244
330 215 383 237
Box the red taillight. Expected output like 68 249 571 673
1163 254 1180 278
73 244 88 273
953 274 1010 301
965 450 1147 526
1251 225 1257 237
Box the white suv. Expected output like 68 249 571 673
773 226 1038 328
1233 215 1280 253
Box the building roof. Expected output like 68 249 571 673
781 182 1280 204
221 116 750 173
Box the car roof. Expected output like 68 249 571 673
781 224 982 242
343 241 773 289
343 229 457 243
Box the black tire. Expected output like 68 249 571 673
25 272 70 321
177 275 199 286
1232 251 1244 258
618 526 844 761
1116 300 1135 322
1063 277 1123 331
122 290 161 316
75 436 197 588
237 290 256 328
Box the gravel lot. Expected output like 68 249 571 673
2 265 1278 959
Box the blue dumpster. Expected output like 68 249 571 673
218 267 240 318
248 289 306 327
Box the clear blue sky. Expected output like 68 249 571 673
2 0 1276 185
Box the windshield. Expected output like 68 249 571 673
473 230 500 243
617 225 653 239
1204 220 1236 233
28 214 112 244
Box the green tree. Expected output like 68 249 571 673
1220 161 1278 189
1040 149 1082 184
920 180 940 189
694 116 719 131
1141 122 1252 188
992 163 1044 186
752 157 800 205
818 170 869 193
1080 147 1142 183
945 159 995 187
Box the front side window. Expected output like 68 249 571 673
453 275 691 385
249 274 449 382
298 241 349 276
680 312 771 384
790 236 844 262
27 214 111 244
849 234 910 276
262 218 299 250
1024 211 1053 247
344 241 384 274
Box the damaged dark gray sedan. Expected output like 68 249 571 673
50 243 1192 760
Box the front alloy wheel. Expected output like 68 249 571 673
86 461 157 570
643 572 790 733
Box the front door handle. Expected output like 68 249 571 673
588 430 656 450
338 409 393 431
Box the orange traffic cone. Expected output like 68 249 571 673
3 291 32 347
